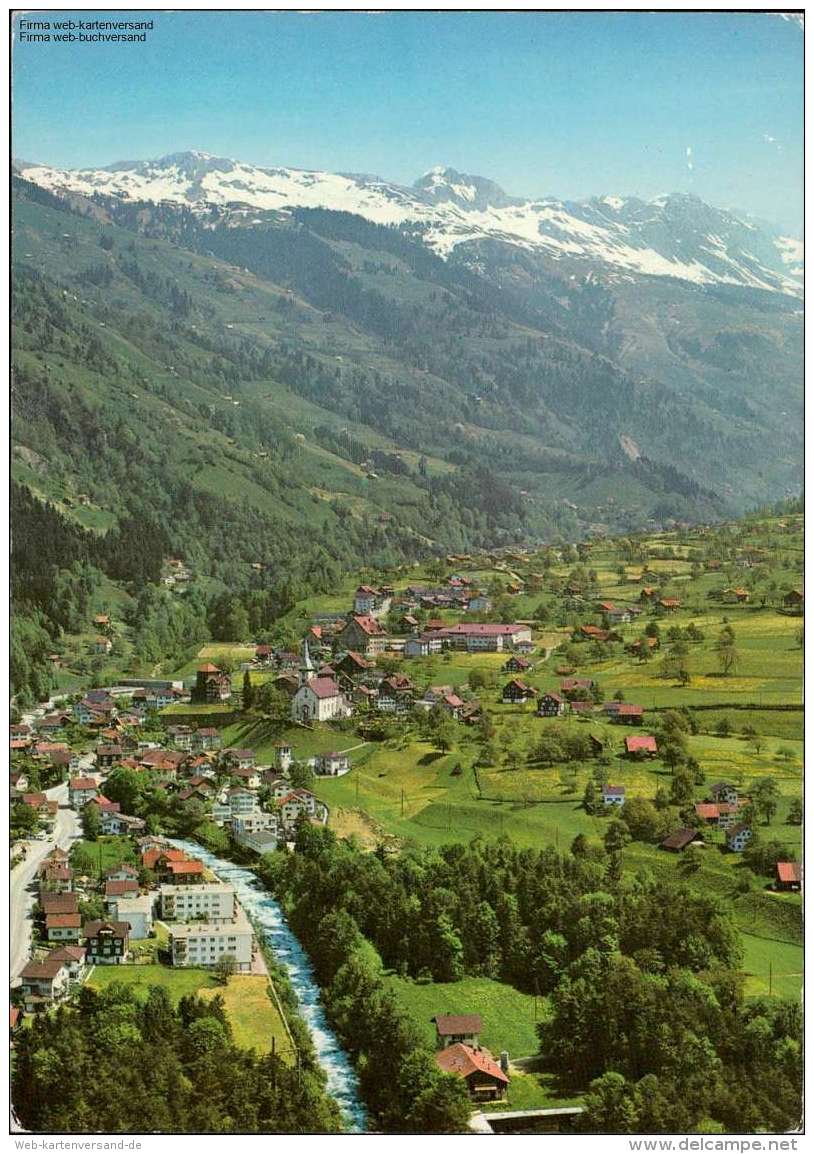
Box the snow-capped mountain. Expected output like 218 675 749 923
17 151 802 296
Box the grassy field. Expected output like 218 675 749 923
199 974 293 1059
740 934 803 1000
87 966 293 1057
385 974 543 1058
87 963 218 1001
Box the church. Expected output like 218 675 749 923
290 640 353 724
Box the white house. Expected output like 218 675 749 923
726 824 753 853
602 785 626 807
160 883 236 923
108 893 154 940
314 751 351 776
169 910 253 971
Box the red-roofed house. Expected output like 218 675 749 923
435 1043 508 1100
611 704 644 725
69 777 98 808
45 912 82 943
625 734 658 758
337 615 387 657
776 862 802 891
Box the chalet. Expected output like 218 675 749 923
659 598 681 612
10 770 30 794
597 602 631 625
627 636 660 656
560 677 595 696
709 782 739 806
38 883 76 915
726 824 753 853
783 589 804 611
640 586 659 602
314 751 351 776
337 615 388 658
20 793 58 824
83 920 130 964
602 785 626 807
222 748 256 771
400 613 420 633
95 744 123 769
625 734 658 758
661 828 704 853
353 585 391 617
694 802 721 825
722 588 750 604
99 811 146 836
35 714 68 735
432 1013 482 1048
577 625 612 642
166 725 195 751
377 675 416 713
611 704 644 725
142 847 187 872
460 701 483 725
49 749 80 775
194 727 222 751
775 862 802 891
193 664 232 704
93 636 113 655
164 859 205 883
94 614 112 632
334 651 372 680
274 672 300 697
50 945 86 984
38 863 73 893
502 679 536 705
254 643 273 666
538 692 567 717
230 766 262 790
45 912 82 943
569 699 595 716
435 1043 509 1101
503 655 532 674
105 863 139 883
139 750 185 777
19 955 71 1010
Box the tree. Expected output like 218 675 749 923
604 820 630 853
213 955 236 985
670 768 695 806
579 1072 639 1133
714 630 739 676
11 802 39 839
786 797 803 825
583 779 598 815
750 778 780 825
242 670 255 711
81 802 101 841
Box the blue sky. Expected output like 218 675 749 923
12 10 803 231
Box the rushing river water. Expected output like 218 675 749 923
169 839 368 1132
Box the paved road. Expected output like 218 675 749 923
10 723 95 983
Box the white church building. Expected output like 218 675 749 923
290 640 353 724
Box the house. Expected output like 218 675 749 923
722 588 750 604
166 725 195 751
95 744 123 769
334 651 372 681
194 727 222 752
432 622 532 652
69 777 99 808
254 643 273 666
640 586 659 602
291 642 353 724
597 602 631 625
105 863 139 883
93 636 113 655
467 594 492 613
502 679 536 705
776 862 802 891
659 598 681 612
314 751 351 776
569 699 595 716
40 891 79 916
503 655 532 674
435 1043 509 1101
577 625 612 642
107 893 154 940
538 692 567 717
694 802 722 825
222 748 257 772
404 635 442 658
661 828 704 853
169 910 253 970
105 879 140 902
783 589 804 611
272 741 293 773
35 713 68 735
226 787 258 816
45 912 82 942
432 1013 482 1049
602 785 626 807
625 734 658 758
337 615 388 658
376 676 416 713
19 956 71 1010
99 811 146 836
83 920 130 964
726 824 753 853
38 863 73 893
709 782 739 806
353 585 391 617
48 749 80 776
627 636 660 657
49 944 86 985
231 811 280 839
611 704 644 725
560 677 595 696
164 859 205 884
160 882 237 922
20 793 58 825
193 664 232 704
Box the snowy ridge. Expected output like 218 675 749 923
18 153 802 296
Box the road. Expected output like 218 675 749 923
11 694 94 983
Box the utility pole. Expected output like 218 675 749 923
401 788 405 818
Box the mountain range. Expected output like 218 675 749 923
18 151 803 296
11 152 804 610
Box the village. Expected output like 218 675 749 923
9 514 804 1114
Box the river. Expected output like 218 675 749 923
169 839 368 1133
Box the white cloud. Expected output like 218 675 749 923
763 133 784 152
686 145 693 172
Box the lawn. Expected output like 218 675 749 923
385 974 543 1058
740 933 803 1001
87 963 218 1001
72 836 137 878
199 974 293 1059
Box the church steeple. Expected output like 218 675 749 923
299 637 316 685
